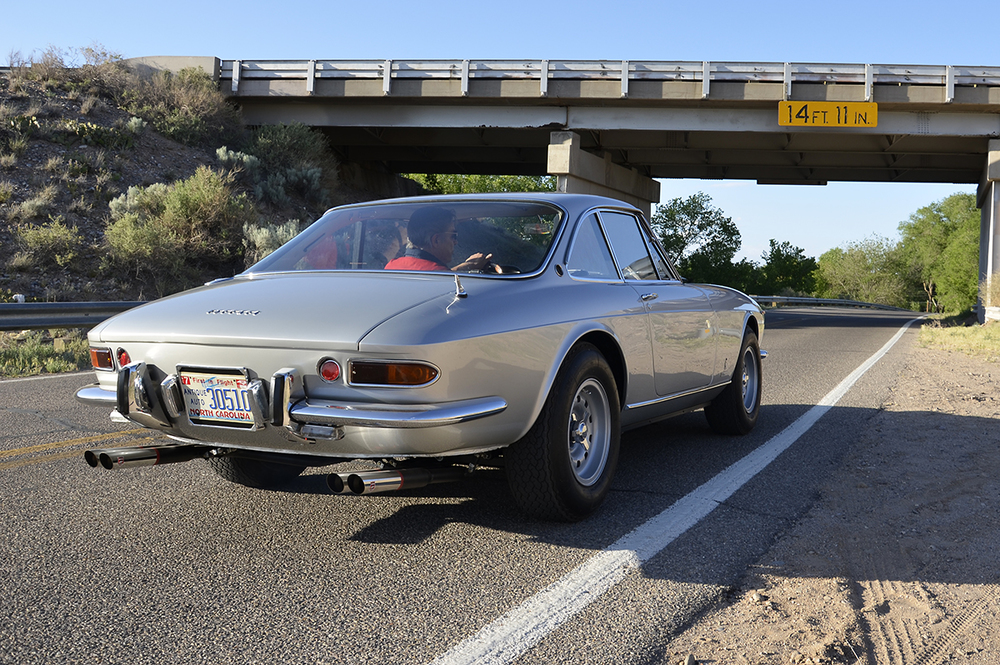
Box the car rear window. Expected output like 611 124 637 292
246 200 564 276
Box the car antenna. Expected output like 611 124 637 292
454 274 468 298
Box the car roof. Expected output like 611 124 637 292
321 192 643 216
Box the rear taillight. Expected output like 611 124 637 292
90 347 114 371
116 348 131 367
319 359 341 382
349 361 439 387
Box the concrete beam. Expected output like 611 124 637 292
122 56 221 81
547 132 660 218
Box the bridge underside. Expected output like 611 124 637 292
243 103 993 186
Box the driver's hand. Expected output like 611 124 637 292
454 252 493 271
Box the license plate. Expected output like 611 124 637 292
180 370 255 428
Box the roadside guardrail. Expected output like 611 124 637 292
0 296 913 332
751 296 912 312
0 302 145 331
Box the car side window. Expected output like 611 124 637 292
566 213 620 281
641 227 678 281
598 211 658 280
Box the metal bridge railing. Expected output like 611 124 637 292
220 59 1000 98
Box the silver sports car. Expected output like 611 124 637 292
76 193 765 520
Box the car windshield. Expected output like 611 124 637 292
246 199 564 276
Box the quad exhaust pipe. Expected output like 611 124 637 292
328 467 468 495
84 444 215 470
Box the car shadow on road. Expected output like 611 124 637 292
266 402 1000 593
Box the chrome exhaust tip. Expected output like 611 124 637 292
327 467 468 495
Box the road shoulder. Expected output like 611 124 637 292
665 346 1000 665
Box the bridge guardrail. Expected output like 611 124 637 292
219 59 1000 96
0 296 912 332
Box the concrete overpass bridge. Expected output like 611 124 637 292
132 57 1000 320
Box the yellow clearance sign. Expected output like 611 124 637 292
778 101 878 127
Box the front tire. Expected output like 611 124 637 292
704 329 762 435
207 455 307 489
504 344 621 521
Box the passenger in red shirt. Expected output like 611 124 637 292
385 207 492 272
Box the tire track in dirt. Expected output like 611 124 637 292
911 584 1000 665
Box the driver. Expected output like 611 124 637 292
385 207 492 272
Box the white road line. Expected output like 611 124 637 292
431 316 924 665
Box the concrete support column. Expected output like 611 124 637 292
547 131 660 219
977 140 1000 323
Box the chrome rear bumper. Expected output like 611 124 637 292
75 366 507 439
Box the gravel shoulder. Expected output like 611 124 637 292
665 344 1000 665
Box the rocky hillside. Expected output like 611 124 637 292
0 64 383 304
0 73 227 301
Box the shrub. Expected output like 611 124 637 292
61 119 134 149
11 184 58 219
243 219 304 267
104 167 257 295
220 123 336 209
254 172 292 207
216 146 260 177
119 67 243 147
245 123 328 172
0 180 13 204
16 216 83 267
124 116 147 134
108 182 170 219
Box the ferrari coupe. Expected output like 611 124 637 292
76 193 765 520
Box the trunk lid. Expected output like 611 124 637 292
90 272 455 350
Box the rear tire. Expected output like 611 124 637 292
207 455 306 489
504 344 621 521
704 330 762 435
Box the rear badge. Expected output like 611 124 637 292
207 309 260 316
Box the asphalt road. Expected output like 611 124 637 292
0 307 922 665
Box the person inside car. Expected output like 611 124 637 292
364 223 402 269
385 207 492 272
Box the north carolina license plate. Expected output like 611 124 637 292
180 370 255 428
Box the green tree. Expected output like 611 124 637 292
898 193 979 312
407 173 555 194
814 236 916 308
756 239 817 295
650 192 741 267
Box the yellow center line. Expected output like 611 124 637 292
0 450 83 471
0 435 161 471
0 430 152 459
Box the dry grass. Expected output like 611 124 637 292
920 316 1000 362
10 183 58 219
0 329 91 377
983 277 1000 308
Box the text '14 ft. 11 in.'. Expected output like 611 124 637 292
778 101 878 128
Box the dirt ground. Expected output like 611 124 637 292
666 345 1000 665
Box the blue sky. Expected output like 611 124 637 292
3 0 994 260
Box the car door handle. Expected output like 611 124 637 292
640 293 658 302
